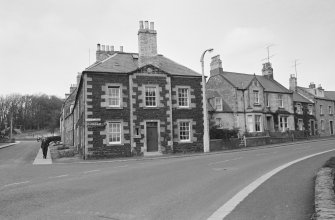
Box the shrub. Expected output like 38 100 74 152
210 127 239 140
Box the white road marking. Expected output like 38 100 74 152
115 165 128 168
207 148 335 220
83 169 100 174
48 174 69 179
3 180 30 188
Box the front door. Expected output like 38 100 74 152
266 116 272 131
330 121 334 135
146 122 158 152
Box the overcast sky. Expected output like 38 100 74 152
1 0 334 98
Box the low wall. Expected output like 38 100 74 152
314 167 335 219
210 138 241 151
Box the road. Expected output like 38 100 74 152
0 139 334 220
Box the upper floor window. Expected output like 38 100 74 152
329 106 333 115
320 105 323 115
254 91 259 104
296 103 302 114
278 94 283 108
108 86 121 107
308 104 313 115
321 119 325 130
179 121 191 142
178 88 189 107
266 94 270 107
215 97 223 111
145 86 157 107
108 122 122 144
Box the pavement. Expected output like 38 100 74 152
33 147 52 165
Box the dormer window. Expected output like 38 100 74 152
215 97 223 111
329 106 333 115
253 91 259 105
296 103 302 114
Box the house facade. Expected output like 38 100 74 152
69 21 204 159
290 76 335 136
207 55 294 134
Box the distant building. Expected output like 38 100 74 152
207 55 294 134
68 21 204 159
290 75 335 136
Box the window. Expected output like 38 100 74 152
107 87 121 107
108 122 121 144
278 94 283 108
179 121 191 141
296 103 302 114
299 119 304 130
279 116 288 132
321 120 325 130
178 88 189 107
320 105 323 115
145 86 157 107
215 97 223 111
266 94 270 107
308 105 313 115
255 115 261 132
215 118 223 128
254 91 259 104
329 106 333 115
247 115 253 132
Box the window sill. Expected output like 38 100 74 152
254 104 261 106
176 106 192 110
106 106 123 110
107 143 124 146
143 107 160 109
178 140 193 144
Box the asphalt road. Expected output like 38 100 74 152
0 140 335 220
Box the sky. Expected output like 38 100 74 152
0 0 334 99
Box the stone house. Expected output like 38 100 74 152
207 55 294 134
290 75 335 136
70 21 204 159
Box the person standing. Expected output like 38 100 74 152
41 138 49 159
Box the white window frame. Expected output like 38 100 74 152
254 91 260 104
296 103 302 114
255 115 262 132
107 86 121 107
247 115 254 132
107 122 122 145
145 86 157 107
320 105 323 115
278 94 283 108
279 116 288 132
178 87 189 108
298 119 303 131
266 93 270 107
215 97 223 111
308 104 313 115
179 120 191 142
329 106 333 115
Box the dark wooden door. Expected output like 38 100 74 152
311 120 315 135
146 122 158 152
330 121 334 135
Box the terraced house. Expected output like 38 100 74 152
207 55 294 134
70 21 204 159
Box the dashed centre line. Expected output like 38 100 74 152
3 181 30 188
83 169 100 174
48 174 69 179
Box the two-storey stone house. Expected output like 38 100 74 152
207 55 294 134
70 21 204 159
290 75 335 136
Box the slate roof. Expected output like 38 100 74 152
85 53 201 77
293 91 312 103
219 71 291 93
325 91 335 101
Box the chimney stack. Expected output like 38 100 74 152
96 43 116 62
262 62 274 80
138 20 157 67
309 82 316 89
76 72 82 86
120 46 123 52
289 74 297 91
210 55 224 77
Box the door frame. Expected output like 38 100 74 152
144 120 161 153
330 120 334 135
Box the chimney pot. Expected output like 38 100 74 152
97 44 101 51
111 45 114 51
120 46 123 52
145 21 149 29
101 45 105 51
139 21 144 29
150 22 154 30
106 45 110 51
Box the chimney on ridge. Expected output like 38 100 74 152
289 74 297 91
262 62 274 80
96 43 116 62
210 55 224 77
138 20 157 67
309 82 316 89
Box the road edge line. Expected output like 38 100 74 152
207 149 335 220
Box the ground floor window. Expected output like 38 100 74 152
179 121 191 142
279 116 288 132
255 115 262 132
298 119 304 131
108 122 122 144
